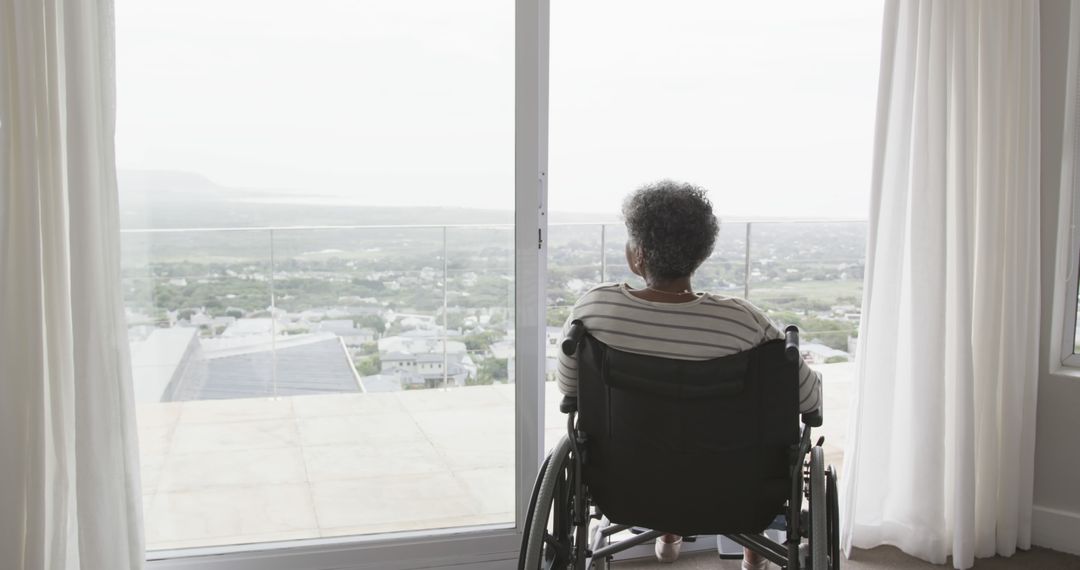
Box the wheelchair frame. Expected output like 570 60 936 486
519 323 840 569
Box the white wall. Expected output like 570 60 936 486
1035 0 1080 554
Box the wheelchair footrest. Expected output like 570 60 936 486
625 527 695 542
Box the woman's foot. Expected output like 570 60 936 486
741 558 769 570
742 547 770 570
654 534 682 563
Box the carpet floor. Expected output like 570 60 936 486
613 545 1080 569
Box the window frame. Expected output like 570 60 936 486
1059 202 1080 370
1054 0 1080 373
1056 142 1080 369
143 0 550 567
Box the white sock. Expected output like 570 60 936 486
741 557 769 570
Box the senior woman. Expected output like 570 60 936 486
555 180 822 568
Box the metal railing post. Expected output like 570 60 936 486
269 228 278 397
600 224 607 283
442 226 449 388
743 223 752 300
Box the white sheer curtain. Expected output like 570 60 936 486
0 1 144 569
841 1 1040 569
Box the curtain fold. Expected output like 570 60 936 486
841 1 1040 568
0 1 145 569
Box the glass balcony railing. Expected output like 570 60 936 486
544 220 866 362
122 225 516 402
122 219 863 551
124 220 863 397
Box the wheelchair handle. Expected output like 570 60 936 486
562 319 586 356
784 325 800 362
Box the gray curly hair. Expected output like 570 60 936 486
622 180 719 280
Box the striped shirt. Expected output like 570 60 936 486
556 283 822 413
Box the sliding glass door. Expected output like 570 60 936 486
117 1 547 567
546 0 881 475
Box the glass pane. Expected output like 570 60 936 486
117 0 514 551
746 221 866 470
698 221 749 299
548 0 882 473
746 222 866 358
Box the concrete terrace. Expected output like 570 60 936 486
138 364 851 551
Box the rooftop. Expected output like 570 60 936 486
170 335 360 401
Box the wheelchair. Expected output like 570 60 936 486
519 321 840 569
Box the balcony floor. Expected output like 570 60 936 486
138 364 851 552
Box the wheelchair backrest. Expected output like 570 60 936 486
575 333 800 536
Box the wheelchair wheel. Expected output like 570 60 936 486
521 436 586 570
826 466 839 570
518 449 555 566
808 446 827 569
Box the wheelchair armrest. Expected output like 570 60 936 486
802 409 823 428
559 395 578 414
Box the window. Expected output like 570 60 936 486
116 1 535 563
546 0 883 466
1056 12 1080 370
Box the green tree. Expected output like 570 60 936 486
769 312 856 351
355 355 381 376
547 306 571 327
476 357 508 384
463 330 502 352
351 314 386 335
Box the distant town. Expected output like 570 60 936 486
119 172 866 404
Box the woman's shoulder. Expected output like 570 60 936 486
700 293 772 328
699 292 755 308
582 282 623 295
698 292 764 311
572 282 685 312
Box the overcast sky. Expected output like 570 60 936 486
115 1 883 219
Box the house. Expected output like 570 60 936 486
315 318 376 345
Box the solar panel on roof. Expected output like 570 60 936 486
169 338 360 401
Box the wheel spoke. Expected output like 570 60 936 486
543 532 559 549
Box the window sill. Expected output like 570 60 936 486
1049 359 1080 380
